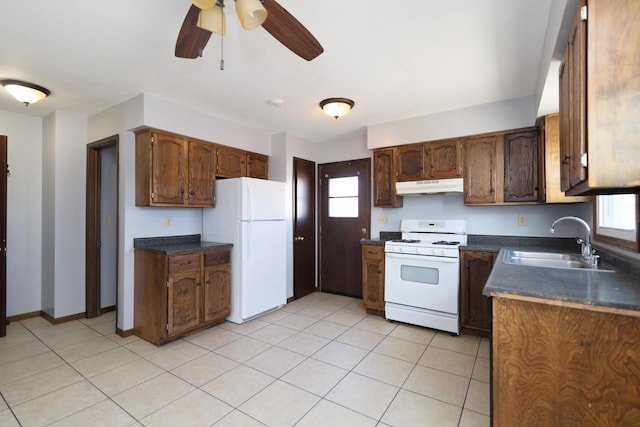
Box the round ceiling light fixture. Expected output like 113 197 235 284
319 98 354 119
1 79 51 106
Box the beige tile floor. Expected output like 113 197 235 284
0 292 490 426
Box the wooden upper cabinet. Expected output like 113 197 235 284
396 144 424 182
463 134 500 205
135 129 216 207
187 140 216 207
424 139 463 179
246 152 269 180
216 146 246 178
538 114 590 203
559 0 640 195
373 148 402 208
503 129 539 203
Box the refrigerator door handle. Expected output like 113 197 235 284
246 182 253 221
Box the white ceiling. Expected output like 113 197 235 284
0 0 554 143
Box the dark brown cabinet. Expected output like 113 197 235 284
463 128 540 205
246 152 269 180
135 129 215 207
559 0 640 195
373 148 402 208
134 248 231 345
463 134 500 205
503 130 539 203
362 244 385 316
460 250 496 337
396 144 424 182
424 139 463 179
216 146 246 178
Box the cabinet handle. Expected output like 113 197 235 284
561 155 570 165
189 190 195 196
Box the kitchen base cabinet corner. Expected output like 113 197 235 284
362 244 385 316
491 295 640 426
134 248 231 345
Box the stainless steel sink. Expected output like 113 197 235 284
503 250 615 272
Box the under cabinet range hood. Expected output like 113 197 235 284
395 178 464 195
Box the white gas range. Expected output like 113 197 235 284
384 219 467 334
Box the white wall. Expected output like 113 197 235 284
0 111 43 317
41 115 55 316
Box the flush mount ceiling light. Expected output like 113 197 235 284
1 79 51 106
319 98 354 119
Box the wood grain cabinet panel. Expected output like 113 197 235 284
424 139 462 179
559 0 640 195
492 296 640 426
246 152 269 180
503 130 539 203
463 134 500 205
396 144 424 182
373 148 402 208
135 129 215 207
361 244 385 316
459 250 495 337
134 248 231 345
216 146 246 178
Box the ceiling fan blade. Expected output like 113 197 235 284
261 0 324 61
175 5 213 58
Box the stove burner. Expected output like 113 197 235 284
391 239 421 243
432 240 461 245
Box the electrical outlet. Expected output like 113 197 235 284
378 215 389 224
165 216 173 228
518 214 527 226
103 215 110 225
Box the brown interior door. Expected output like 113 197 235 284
319 158 371 298
293 157 316 299
1 135 7 336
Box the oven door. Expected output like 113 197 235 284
384 252 459 315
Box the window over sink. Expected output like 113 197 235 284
594 193 639 252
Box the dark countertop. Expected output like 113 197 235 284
133 234 232 255
361 238 386 246
483 246 640 312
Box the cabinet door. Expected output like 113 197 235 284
187 140 216 207
362 245 385 313
203 250 231 322
216 146 246 178
568 3 587 189
425 139 462 179
246 152 269 179
504 130 539 203
396 144 424 181
463 135 499 204
152 133 186 205
460 250 495 336
373 148 402 208
167 255 202 336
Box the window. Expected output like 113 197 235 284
594 193 639 252
328 176 358 218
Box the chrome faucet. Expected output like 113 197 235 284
550 216 598 265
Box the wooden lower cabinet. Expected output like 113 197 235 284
460 250 496 337
491 296 640 426
362 244 385 316
134 248 231 345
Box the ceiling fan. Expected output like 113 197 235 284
175 0 324 61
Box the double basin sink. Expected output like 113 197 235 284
503 250 614 272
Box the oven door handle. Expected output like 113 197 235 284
385 252 459 263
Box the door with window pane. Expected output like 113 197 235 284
319 159 371 297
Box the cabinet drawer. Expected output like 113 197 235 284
204 250 231 266
363 245 384 259
168 254 201 272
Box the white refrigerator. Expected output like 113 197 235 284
202 177 287 323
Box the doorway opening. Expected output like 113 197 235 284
85 135 119 321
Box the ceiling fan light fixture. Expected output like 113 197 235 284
197 4 226 35
235 0 268 30
192 0 217 9
320 98 354 119
1 79 50 106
